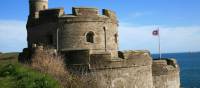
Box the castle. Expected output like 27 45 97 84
19 0 180 88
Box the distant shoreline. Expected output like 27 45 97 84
152 51 200 55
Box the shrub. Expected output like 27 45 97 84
30 48 99 88
31 48 121 88
16 74 59 88
31 48 71 87
0 64 17 77
32 49 66 75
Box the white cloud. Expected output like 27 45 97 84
127 11 153 19
118 22 200 53
0 20 200 54
130 12 144 18
0 20 27 52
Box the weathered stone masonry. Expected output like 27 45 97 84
19 0 181 88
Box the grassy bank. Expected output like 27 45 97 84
0 52 61 88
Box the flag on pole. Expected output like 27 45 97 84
152 29 159 36
152 27 162 59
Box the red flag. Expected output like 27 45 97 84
152 29 159 36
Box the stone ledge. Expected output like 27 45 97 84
152 59 179 76
89 50 152 69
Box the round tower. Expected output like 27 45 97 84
29 0 48 15
58 7 119 58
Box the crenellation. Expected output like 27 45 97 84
103 9 117 19
19 0 181 88
72 7 99 16
39 8 65 18
38 8 64 24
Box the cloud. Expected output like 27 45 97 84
0 20 27 52
0 20 200 54
127 11 153 19
118 22 200 53
130 12 144 18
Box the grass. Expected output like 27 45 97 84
0 52 61 88
0 50 115 88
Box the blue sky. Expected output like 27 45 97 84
0 0 200 53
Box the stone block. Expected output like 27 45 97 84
119 50 152 66
72 7 98 16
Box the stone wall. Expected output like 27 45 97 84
152 59 180 88
69 50 154 88
90 65 153 88
59 21 118 57
58 7 119 58
63 49 90 65
27 22 58 48
72 7 98 16
86 51 180 88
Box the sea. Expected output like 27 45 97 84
152 52 200 88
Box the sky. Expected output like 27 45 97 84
0 0 200 53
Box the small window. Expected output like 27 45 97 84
103 27 106 31
47 35 53 44
86 31 94 43
114 33 118 43
43 5 46 9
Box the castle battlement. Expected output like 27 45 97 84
152 59 180 88
152 59 179 75
20 0 180 88
39 8 64 18
36 7 117 19
28 7 118 27
71 7 117 19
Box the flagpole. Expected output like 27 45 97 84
153 27 162 59
158 28 162 59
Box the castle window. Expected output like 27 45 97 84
86 31 94 43
43 5 46 9
47 34 53 45
114 33 118 43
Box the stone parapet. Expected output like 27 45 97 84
39 8 64 18
66 50 153 70
152 59 180 88
72 7 98 16
152 59 179 76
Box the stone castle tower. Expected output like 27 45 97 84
29 0 48 17
27 0 119 58
19 0 181 88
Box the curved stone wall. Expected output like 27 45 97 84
58 15 118 57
